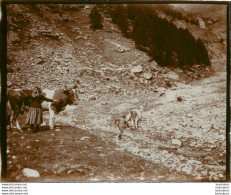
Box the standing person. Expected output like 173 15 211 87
26 87 55 133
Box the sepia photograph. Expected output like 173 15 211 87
3 3 228 182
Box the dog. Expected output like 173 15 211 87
115 109 142 139
126 109 142 130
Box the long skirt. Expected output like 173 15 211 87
26 107 43 125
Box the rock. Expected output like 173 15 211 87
79 89 85 94
116 47 125 53
219 174 224 179
7 81 13 87
88 95 96 100
63 67 69 71
131 65 143 73
7 65 14 73
8 31 20 44
80 136 90 141
157 87 166 94
21 80 26 85
150 61 159 71
66 84 76 89
209 172 219 181
199 18 206 29
143 72 152 80
174 68 183 73
22 168 40 178
162 91 177 103
57 166 66 174
165 80 172 88
177 96 183 102
165 71 179 81
84 42 91 47
196 175 203 180
181 165 192 174
41 122 46 126
171 139 181 147
95 86 101 92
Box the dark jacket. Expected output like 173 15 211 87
29 94 53 108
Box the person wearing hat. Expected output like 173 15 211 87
26 87 56 133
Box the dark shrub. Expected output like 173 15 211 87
111 5 130 37
89 6 103 30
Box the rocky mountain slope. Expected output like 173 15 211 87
6 4 226 95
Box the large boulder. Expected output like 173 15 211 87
143 72 153 80
165 71 179 81
22 168 40 178
115 47 125 53
150 61 159 71
131 65 143 73
131 65 143 78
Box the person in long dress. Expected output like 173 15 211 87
26 87 55 132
